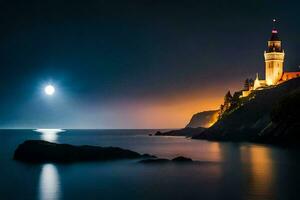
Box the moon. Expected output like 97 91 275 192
44 84 55 96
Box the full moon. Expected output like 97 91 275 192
44 85 55 95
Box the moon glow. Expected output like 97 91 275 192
44 85 55 96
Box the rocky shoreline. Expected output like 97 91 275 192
154 78 300 147
155 127 206 137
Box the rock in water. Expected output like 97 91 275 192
155 127 206 137
139 158 170 164
171 156 193 162
140 156 193 164
14 140 153 163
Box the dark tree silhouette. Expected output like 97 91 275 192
244 78 250 90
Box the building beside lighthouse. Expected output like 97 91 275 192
241 23 300 97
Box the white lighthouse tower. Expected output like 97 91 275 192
264 19 285 86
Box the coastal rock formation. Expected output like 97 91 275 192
14 140 154 163
186 110 219 128
171 156 193 162
154 110 218 137
155 127 206 137
140 156 193 164
192 77 300 145
256 88 300 145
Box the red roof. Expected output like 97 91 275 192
281 72 300 81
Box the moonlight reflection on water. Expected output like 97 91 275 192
35 129 65 142
39 164 60 200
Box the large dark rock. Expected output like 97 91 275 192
14 140 154 163
171 156 193 162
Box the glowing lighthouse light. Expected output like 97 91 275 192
272 19 278 33
44 84 55 96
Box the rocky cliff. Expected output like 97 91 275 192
185 110 219 128
192 77 300 146
154 110 217 137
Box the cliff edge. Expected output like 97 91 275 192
192 77 300 146
186 110 219 128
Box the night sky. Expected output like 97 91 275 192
1 0 300 128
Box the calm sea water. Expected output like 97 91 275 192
0 129 299 200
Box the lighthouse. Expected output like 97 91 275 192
240 20 300 98
264 20 285 86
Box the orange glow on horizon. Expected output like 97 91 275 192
125 93 223 128
101 81 242 129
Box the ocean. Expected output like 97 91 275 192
0 129 299 200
